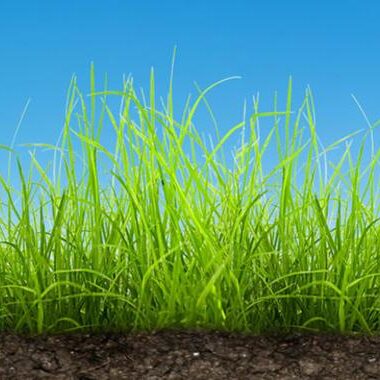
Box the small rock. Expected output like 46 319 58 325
363 361 380 376
299 358 323 376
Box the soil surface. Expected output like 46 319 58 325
1 329 380 379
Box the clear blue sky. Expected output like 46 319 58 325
1 1 379 173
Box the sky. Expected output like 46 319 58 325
1 1 380 179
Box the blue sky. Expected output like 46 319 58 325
0 1 379 175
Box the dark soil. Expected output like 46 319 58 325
1 329 380 379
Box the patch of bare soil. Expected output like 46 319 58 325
1 329 380 379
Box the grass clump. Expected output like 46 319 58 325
1 65 380 336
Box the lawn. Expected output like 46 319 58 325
1 66 380 338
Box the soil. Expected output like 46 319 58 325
1 329 380 379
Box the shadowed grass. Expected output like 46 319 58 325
1 66 380 336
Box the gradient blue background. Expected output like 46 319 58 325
0 1 379 169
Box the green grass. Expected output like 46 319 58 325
1 66 380 336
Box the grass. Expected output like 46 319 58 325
1 65 380 336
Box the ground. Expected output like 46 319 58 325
1 329 380 379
